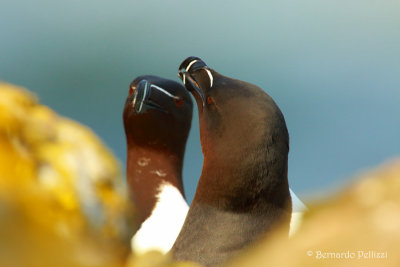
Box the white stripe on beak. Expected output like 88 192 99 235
182 73 186 85
186 59 199 71
138 82 148 112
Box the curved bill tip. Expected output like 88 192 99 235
178 71 205 107
179 56 202 71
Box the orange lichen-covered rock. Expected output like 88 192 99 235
229 159 400 267
0 82 134 267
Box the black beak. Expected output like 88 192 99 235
132 80 168 114
178 70 205 106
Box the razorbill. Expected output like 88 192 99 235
172 57 293 266
123 75 193 254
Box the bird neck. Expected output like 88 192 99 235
126 144 185 223
195 143 291 213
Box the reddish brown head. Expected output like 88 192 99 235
123 75 193 223
123 75 193 157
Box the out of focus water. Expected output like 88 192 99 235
1 0 399 202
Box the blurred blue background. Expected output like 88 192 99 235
1 0 399 203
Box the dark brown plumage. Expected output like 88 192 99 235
172 57 292 266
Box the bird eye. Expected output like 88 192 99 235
174 97 184 107
206 96 213 105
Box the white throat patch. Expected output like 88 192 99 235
131 183 189 254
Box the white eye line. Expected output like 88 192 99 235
151 84 179 100
186 59 198 71
204 69 213 88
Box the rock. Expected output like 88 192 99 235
229 158 400 267
0 82 135 267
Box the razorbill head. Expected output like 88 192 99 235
123 75 193 254
172 57 292 266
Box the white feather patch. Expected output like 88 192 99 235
289 188 307 237
131 183 189 254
